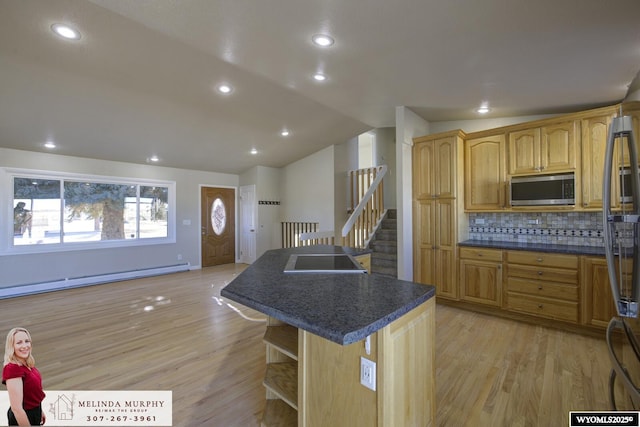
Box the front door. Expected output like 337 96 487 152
201 186 235 267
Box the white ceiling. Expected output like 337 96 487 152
1 0 639 174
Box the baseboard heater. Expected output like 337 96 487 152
0 263 191 299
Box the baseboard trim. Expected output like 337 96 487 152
0 263 191 299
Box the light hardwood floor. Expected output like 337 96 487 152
0 265 628 426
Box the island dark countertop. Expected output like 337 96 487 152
220 245 436 345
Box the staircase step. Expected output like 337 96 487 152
371 252 397 261
381 219 397 230
371 257 397 269
370 241 397 254
375 229 397 240
371 266 397 278
386 209 397 220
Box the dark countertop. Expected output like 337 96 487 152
459 240 605 256
220 245 435 345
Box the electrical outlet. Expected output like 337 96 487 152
360 357 376 391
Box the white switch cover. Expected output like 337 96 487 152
360 357 376 391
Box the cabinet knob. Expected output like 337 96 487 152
538 285 543 290
538 304 543 309
536 258 543 262
537 271 543 276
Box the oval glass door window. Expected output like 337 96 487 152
211 197 226 235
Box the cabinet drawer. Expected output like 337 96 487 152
507 292 578 322
506 277 578 301
506 251 578 269
459 247 503 262
506 265 578 285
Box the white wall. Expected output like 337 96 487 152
240 165 283 258
395 107 429 281
334 137 359 240
370 127 396 208
0 147 238 288
281 145 335 232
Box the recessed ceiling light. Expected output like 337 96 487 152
217 84 233 94
476 103 491 114
51 24 81 40
313 73 327 82
312 34 334 47
280 129 290 137
147 156 160 163
44 141 56 149
250 148 258 155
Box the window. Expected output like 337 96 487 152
7 170 175 252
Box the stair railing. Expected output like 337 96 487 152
342 165 387 249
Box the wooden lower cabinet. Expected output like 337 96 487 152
452 247 627 332
262 298 436 427
581 256 617 328
504 251 579 322
459 247 503 306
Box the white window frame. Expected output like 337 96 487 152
1 168 176 255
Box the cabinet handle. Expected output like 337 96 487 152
536 258 543 262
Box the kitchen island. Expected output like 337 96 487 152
221 245 436 427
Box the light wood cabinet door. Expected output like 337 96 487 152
581 257 616 328
414 199 457 299
508 128 540 175
413 136 455 199
464 134 506 210
540 120 577 172
413 133 460 300
434 137 455 198
459 249 503 307
581 113 618 209
413 141 435 200
508 121 576 175
621 108 640 167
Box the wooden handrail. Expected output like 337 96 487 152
299 231 335 246
342 165 387 248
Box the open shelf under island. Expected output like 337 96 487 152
221 245 436 427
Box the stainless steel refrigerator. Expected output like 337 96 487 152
603 110 640 409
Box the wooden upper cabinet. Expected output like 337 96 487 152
581 113 618 210
435 138 455 198
541 121 577 172
508 128 539 175
508 120 577 175
621 108 640 167
464 134 506 210
413 136 456 199
413 141 435 200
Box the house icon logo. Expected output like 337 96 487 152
50 393 75 421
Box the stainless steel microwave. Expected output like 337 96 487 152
510 173 575 206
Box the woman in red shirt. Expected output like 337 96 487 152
2 328 45 426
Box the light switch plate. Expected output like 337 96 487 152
360 357 376 391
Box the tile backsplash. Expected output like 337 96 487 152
468 212 603 247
